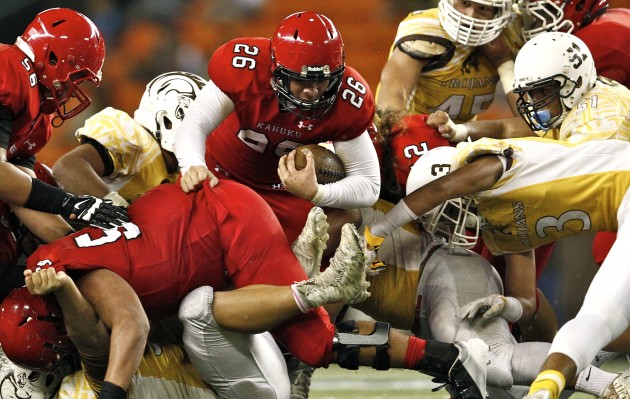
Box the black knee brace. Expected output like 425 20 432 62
333 320 391 371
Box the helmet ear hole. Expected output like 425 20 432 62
48 52 58 66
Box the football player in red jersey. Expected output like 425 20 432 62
21 180 489 399
0 8 128 235
174 11 380 253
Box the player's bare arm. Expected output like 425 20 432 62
376 48 426 111
503 250 539 320
403 154 504 215
53 143 110 198
427 110 533 142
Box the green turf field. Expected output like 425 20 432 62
309 357 629 398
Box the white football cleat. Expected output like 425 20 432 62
292 207 329 278
449 338 489 399
292 223 370 309
603 369 630 399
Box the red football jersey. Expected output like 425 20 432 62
576 8 630 88
371 113 450 192
26 181 335 366
0 44 52 158
205 37 375 191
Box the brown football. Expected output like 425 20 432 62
294 144 346 184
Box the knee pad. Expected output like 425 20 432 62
178 286 214 323
334 321 391 371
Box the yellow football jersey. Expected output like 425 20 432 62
377 9 524 123
537 78 630 143
452 137 630 254
56 343 216 399
75 107 178 203
356 200 429 330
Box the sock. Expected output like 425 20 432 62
575 365 617 397
529 370 566 399
404 336 427 369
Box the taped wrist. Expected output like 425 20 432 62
446 119 469 142
24 177 67 214
99 381 126 399
501 296 523 322
529 370 565 399
497 60 515 95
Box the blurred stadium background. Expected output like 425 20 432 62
2 1 629 397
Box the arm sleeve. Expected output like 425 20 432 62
311 132 381 208
174 79 235 174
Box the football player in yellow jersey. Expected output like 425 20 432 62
363 137 630 399
376 0 523 122
53 71 207 207
357 147 626 398
430 32 630 144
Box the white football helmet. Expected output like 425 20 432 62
406 146 480 250
513 31 596 131
438 0 513 46
133 71 208 153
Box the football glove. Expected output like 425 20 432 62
459 294 523 322
60 194 129 229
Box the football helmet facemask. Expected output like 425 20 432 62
270 11 345 120
518 0 608 41
438 0 513 46
513 31 595 131
406 146 480 250
0 287 76 371
15 8 105 121
133 71 207 153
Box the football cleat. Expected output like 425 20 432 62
292 207 329 278
448 338 490 399
602 369 630 399
292 223 370 308
287 357 315 399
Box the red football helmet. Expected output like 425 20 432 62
0 287 76 371
270 11 345 119
15 8 105 120
519 0 609 40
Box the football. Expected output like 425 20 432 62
294 144 346 184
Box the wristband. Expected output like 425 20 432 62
99 381 126 399
24 177 67 214
501 296 523 322
445 119 469 142
497 60 515 95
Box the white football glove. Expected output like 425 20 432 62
459 294 523 322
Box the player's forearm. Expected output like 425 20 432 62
466 117 532 140
10 206 72 242
315 134 380 208
53 157 111 198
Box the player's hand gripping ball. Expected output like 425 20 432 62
294 144 346 184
